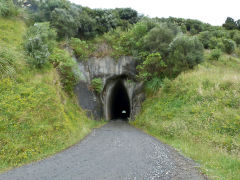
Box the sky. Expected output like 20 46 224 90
69 0 240 26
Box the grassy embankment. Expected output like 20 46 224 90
0 18 103 172
132 52 240 179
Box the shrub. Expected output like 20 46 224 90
210 49 222 60
90 78 103 94
168 35 204 76
137 52 167 81
144 23 180 57
24 22 56 68
70 38 90 60
185 19 204 34
50 8 79 39
235 48 240 57
0 46 16 79
145 76 163 94
49 47 81 95
211 30 227 38
209 37 224 50
59 60 81 94
49 47 73 67
223 39 236 54
78 11 97 38
119 21 149 56
233 32 240 46
0 0 18 17
199 31 212 49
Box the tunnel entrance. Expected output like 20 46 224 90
109 80 130 120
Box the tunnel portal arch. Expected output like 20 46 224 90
104 77 132 121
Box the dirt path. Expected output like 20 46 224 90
0 120 206 180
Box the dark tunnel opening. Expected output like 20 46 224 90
109 80 130 120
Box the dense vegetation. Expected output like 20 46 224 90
0 3 102 173
0 0 239 179
132 53 240 179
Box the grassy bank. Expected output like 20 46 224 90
132 54 240 180
0 18 103 172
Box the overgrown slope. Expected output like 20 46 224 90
132 53 240 179
0 18 102 172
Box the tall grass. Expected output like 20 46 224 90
0 47 16 79
132 54 240 180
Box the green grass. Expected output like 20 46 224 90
0 17 104 172
132 53 240 180
0 17 25 48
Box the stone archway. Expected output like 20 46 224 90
75 56 145 120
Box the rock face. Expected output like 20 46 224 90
74 56 145 120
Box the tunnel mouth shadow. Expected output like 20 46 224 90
109 79 130 121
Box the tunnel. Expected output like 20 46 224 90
109 80 130 120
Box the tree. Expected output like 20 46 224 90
78 11 97 38
168 35 204 76
236 19 240 30
223 17 237 30
117 8 138 24
50 8 79 38
89 9 119 34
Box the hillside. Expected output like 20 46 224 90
132 53 240 179
0 17 102 172
1 0 240 179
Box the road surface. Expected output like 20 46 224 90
0 120 206 180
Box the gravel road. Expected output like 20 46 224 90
0 120 206 180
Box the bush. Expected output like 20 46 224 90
49 47 70 67
209 37 224 50
145 76 163 94
233 32 240 46
223 39 236 54
70 38 91 60
144 23 180 57
0 46 16 79
24 22 56 68
137 52 167 81
210 49 222 60
168 35 204 76
58 62 80 95
185 19 204 34
50 8 79 39
90 78 103 94
0 0 18 17
119 21 149 56
211 30 227 38
199 31 212 49
49 47 81 95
